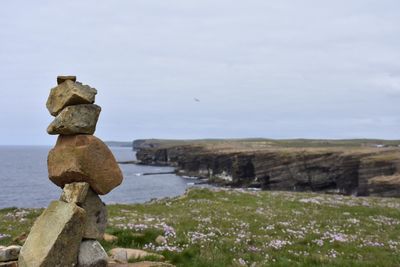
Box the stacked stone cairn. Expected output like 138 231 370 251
18 76 123 267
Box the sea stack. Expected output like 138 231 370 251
18 76 123 267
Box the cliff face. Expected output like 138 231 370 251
135 140 400 197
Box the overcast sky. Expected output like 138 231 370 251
0 1 399 145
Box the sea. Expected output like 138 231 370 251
0 146 199 209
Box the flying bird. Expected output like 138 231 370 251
194 98 200 102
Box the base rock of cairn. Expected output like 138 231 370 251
78 240 108 267
60 182 108 240
18 76 124 267
18 201 86 267
81 188 108 240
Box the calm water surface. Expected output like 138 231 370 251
0 146 194 208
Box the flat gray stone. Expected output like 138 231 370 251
60 182 90 205
47 104 101 135
82 189 108 240
109 248 164 263
18 200 86 267
0 245 21 262
47 79 97 116
78 240 107 267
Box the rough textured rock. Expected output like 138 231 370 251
81 189 108 240
155 236 166 245
78 240 108 267
13 232 27 245
109 248 164 263
47 104 101 135
103 233 118 242
18 200 86 267
57 75 77 85
60 182 90 204
0 245 21 262
47 79 97 116
136 140 400 197
0 261 18 267
108 262 175 267
48 134 123 195
368 175 400 197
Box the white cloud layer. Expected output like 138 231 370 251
0 0 399 144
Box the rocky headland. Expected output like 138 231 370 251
134 139 400 197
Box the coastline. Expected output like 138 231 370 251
133 138 400 198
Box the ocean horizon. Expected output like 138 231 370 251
0 145 194 209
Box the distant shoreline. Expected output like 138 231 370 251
133 138 400 198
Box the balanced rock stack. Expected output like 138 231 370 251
18 76 123 267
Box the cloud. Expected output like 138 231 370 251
370 73 400 93
0 0 399 144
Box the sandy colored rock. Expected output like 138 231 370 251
108 262 175 267
109 247 127 263
18 201 86 267
47 104 101 135
47 79 97 116
103 233 118 242
0 261 18 267
13 232 27 245
81 189 108 240
109 248 164 263
155 235 166 245
0 245 21 262
48 135 123 195
131 262 174 267
60 182 90 204
78 240 108 267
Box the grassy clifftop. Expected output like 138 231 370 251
2 188 400 266
133 138 400 150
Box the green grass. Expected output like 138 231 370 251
135 138 400 149
0 207 43 246
1 188 400 266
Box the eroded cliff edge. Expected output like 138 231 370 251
134 139 400 197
